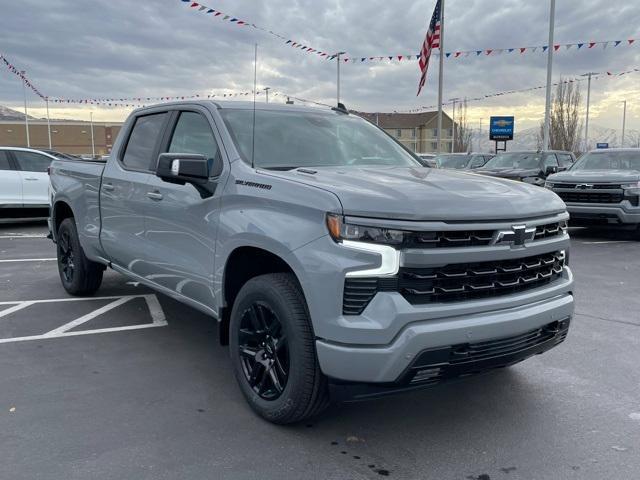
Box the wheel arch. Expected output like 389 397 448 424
218 245 307 346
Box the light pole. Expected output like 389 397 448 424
45 97 52 149
479 118 483 152
621 100 627 147
436 0 446 153
263 87 271 103
89 111 95 158
449 97 460 152
336 52 346 106
542 0 556 150
21 70 30 147
581 72 598 152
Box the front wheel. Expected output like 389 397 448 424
56 218 104 295
229 273 329 424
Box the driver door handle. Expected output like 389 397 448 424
102 183 115 191
146 191 163 201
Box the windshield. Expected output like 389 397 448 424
434 154 470 169
482 152 542 170
572 151 640 171
220 109 420 169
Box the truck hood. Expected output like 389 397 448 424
476 167 540 179
266 166 565 221
548 169 640 183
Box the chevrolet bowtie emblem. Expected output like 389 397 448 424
492 225 536 247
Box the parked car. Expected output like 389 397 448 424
416 153 438 168
49 101 574 423
546 148 640 235
0 147 56 220
478 150 576 186
433 152 493 170
39 149 80 161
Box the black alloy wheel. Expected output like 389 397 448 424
58 229 75 284
238 302 289 400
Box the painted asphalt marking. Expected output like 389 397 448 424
0 294 167 344
0 258 56 263
0 234 48 239
580 241 633 245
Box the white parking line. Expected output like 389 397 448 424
0 258 56 263
0 234 48 239
0 294 167 344
580 241 632 245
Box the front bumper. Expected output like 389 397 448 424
566 202 640 226
329 317 570 402
316 277 573 383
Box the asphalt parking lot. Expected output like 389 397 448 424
1 221 639 480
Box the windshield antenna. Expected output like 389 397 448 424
251 43 258 169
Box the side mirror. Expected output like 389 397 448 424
156 153 219 198
545 165 558 175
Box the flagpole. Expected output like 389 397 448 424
437 0 445 153
46 97 52 149
542 0 556 150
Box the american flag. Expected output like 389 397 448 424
417 0 442 96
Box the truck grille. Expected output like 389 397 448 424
556 191 623 204
552 183 622 189
399 251 565 305
342 251 565 314
402 221 564 249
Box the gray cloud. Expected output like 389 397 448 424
1 0 638 129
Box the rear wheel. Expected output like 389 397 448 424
229 273 329 424
57 218 104 295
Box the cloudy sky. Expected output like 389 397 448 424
1 0 638 132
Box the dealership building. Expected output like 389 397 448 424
0 120 123 156
356 111 454 153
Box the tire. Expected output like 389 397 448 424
56 218 104 296
229 273 329 424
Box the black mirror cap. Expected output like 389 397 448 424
156 153 210 185
545 165 559 175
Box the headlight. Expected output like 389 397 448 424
544 181 555 189
326 214 406 245
523 177 544 185
621 181 640 195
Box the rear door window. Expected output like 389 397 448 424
13 150 51 172
122 113 168 171
558 154 574 168
0 151 12 170
543 154 559 168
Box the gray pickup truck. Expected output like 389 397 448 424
546 148 640 235
49 101 574 424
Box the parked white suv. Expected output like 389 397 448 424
0 147 56 219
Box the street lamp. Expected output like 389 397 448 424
336 52 347 106
581 72 598 152
89 111 96 158
621 100 627 148
21 70 30 147
449 97 460 153
542 0 556 150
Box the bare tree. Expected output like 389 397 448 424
454 98 472 152
537 80 583 153
625 130 640 148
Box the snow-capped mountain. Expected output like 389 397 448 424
0 105 36 121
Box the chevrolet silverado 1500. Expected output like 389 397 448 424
49 101 574 423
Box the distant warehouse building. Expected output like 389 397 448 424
0 120 123 156
354 111 454 153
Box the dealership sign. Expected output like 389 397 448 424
489 116 515 141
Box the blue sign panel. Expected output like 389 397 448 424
596 142 609 149
489 116 515 141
